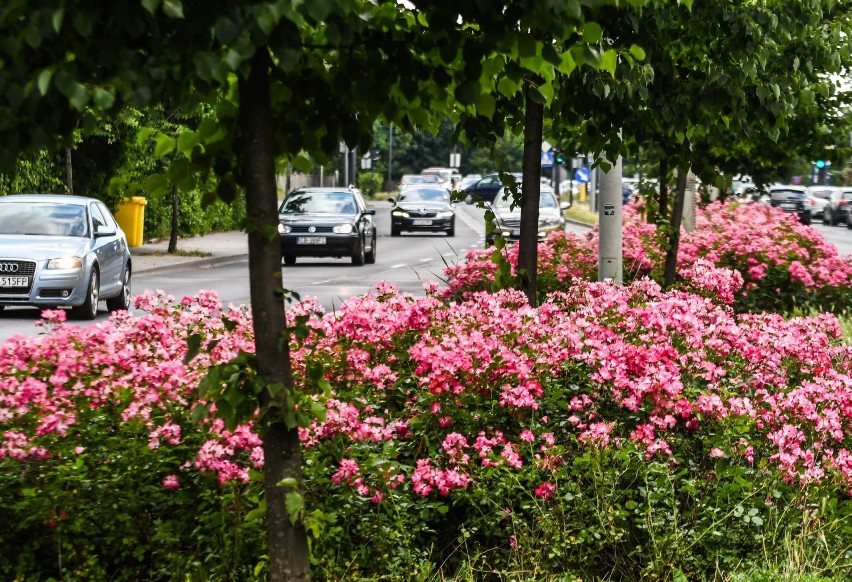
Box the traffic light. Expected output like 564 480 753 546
555 150 566 165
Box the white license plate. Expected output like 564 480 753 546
781 203 796 210
0 276 28 287
412 219 432 226
297 236 326 245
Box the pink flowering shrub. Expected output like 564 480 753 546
3 283 852 579
444 202 852 315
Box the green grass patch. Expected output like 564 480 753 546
145 249 212 258
563 203 598 225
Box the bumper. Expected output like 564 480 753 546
487 223 564 243
0 267 88 308
281 234 360 258
392 216 454 233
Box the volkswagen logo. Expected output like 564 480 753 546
308 226 316 233
0 262 19 273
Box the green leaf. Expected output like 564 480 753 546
136 127 155 146
800 88 815 105
162 0 184 19
176 131 200 156
291 153 313 173
154 133 176 157
285 491 304 524
527 86 546 105
582 22 603 44
37 69 53 96
600 49 617 77
190 402 210 424
141 0 161 14
629 44 645 61
277 477 298 489
184 333 202 365
454 80 481 106
475 94 496 118
52 8 65 34
92 87 115 110
497 77 519 98
68 83 89 111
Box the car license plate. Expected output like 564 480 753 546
412 219 432 226
297 236 326 245
0 276 28 287
781 203 796 210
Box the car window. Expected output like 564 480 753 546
399 188 449 203
812 190 832 200
0 202 88 236
95 202 117 229
280 191 358 214
492 190 555 209
90 204 108 231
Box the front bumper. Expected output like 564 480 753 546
0 259 88 308
281 233 361 258
392 215 454 233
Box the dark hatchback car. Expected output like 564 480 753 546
278 187 376 266
388 186 455 236
462 172 523 204
768 185 812 225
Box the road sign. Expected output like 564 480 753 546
574 167 590 183
541 151 554 167
449 152 461 168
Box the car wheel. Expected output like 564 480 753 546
448 219 455 237
848 219 852 230
106 263 132 312
823 209 832 225
72 268 99 320
283 254 297 266
352 238 365 266
365 234 376 264
391 225 401 236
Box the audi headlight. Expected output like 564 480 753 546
437 210 454 219
278 224 291 234
47 256 83 270
540 216 560 226
392 210 409 217
333 224 354 234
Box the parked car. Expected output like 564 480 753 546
388 186 455 236
420 167 455 187
768 184 812 225
483 186 568 246
398 173 442 192
278 187 376 266
819 186 852 226
463 172 523 204
458 174 481 191
0 194 132 319
809 186 836 220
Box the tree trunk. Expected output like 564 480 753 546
663 164 689 288
168 182 179 253
65 147 73 195
517 86 544 306
238 50 310 582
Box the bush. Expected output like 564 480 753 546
444 201 852 315
3 277 852 580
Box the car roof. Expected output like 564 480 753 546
0 194 96 205
290 187 360 195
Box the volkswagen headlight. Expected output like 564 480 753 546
47 256 83 270
392 210 409 217
437 210 454 219
333 224 354 234
278 224 292 234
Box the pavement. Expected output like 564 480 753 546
131 231 249 275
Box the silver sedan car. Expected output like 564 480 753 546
0 194 132 319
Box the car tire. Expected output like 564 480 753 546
352 238 365 266
848 219 852 230
106 263 132 312
448 220 455 237
365 234 376 264
391 225 401 236
283 254 296 266
72 268 99 321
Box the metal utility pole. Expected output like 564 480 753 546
588 159 598 213
388 124 393 190
598 154 623 284
342 144 349 187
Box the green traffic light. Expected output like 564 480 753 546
815 160 826 168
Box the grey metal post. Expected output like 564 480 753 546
388 124 393 190
598 155 623 284
588 158 597 213
343 146 349 187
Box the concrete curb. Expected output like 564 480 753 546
133 253 249 276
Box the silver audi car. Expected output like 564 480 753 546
0 194 132 319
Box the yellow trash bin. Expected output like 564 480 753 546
115 197 147 247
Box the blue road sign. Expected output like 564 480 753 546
541 151 554 167
574 167 590 183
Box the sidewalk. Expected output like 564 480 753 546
132 231 249 274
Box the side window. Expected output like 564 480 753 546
95 203 117 229
90 204 107 231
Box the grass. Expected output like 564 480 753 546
144 249 212 258
563 202 598 225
